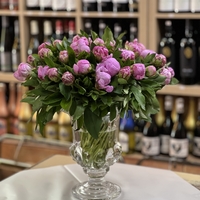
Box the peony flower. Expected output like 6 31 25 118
27 55 35 65
73 59 91 75
47 68 59 82
14 62 32 81
168 66 175 77
125 39 145 56
118 66 131 80
132 63 145 80
53 39 62 46
96 57 120 77
154 54 167 68
72 35 81 43
70 37 90 55
38 65 49 80
121 49 135 61
59 50 69 63
93 38 105 46
96 71 113 92
160 68 172 85
38 48 53 59
38 42 51 52
145 65 157 77
62 71 75 85
92 46 109 61
140 49 156 58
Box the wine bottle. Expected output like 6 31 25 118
119 110 135 154
83 19 92 35
158 0 174 12
7 82 16 134
0 0 9 9
39 0 52 11
159 20 177 78
43 20 53 43
27 20 40 56
192 99 200 157
18 86 32 136
179 19 197 85
0 16 13 72
114 23 122 39
142 115 160 156
66 0 76 12
129 0 138 12
52 0 66 11
26 0 40 10
169 97 189 159
11 19 20 72
45 113 59 140
0 83 8 135
112 0 129 12
82 0 97 11
184 97 197 153
9 0 18 10
129 23 137 41
160 95 174 155
134 119 145 152
98 19 106 38
58 111 72 142
191 0 200 13
54 20 64 40
174 0 190 13
68 20 76 42
97 0 112 12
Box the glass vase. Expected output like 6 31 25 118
70 112 122 200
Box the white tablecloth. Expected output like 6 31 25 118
0 163 200 200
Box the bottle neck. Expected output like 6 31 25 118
185 20 193 38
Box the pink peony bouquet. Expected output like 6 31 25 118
14 27 178 138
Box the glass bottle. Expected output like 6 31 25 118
26 0 40 10
54 19 64 40
158 0 174 12
142 115 160 156
160 95 174 155
97 0 112 12
134 119 145 152
112 0 129 12
174 0 190 13
169 97 189 160
27 20 40 56
9 0 18 10
0 0 9 9
0 83 8 135
39 0 52 10
82 0 97 11
190 0 200 13
129 23 137 41
52 0 66 11
68 20 76 42
66 0 76 12
43 20 53 43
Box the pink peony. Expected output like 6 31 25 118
73 59 91 75
145 65 157 77
38 65 49 80
132 63 145 80
27 55 35 65
92 46 109 61
140 49 156 58
118 66 131 80
14 63 32 81
59 50 69 63
168 67 175 77
62 71 75 85
154 54 167 68
47 68 59 82
121 49 135 61
38 42 51 52
160 68 172 85
125 39 146 56
96 71 113 92
38 48 53 59
93 38 105 46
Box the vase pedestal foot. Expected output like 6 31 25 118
72 180 121 200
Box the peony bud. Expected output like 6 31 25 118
38 42 51 52
38 65 49 80
160 68 172 85
47 68 59 82
154 54 167 68
93 38 105 46
53 39 62 46
118 66 131 80
145 65 157 77
132 63 145 80
27 55 35 65
73 59 91 75
168 66 175 77
121 49 135 61
125 39 145 56
140 49 156 58
92 46 109 61
59 50 69 63
38 48 53 59
62 71 75 86
14 62 32 81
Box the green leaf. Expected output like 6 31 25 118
43 57 59 68
60 97 72 111
22 78 39 87
67 46 76 66
142 53 156 63
73 105 85 121
21 96 36 104
43 92 62 104
84 107 102 139
110 105 116 121
118 78 128 84
91 30 98 40
102 26 114 44
170 77 179 85
59 82 71 101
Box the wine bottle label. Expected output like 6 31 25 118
59 126 72 141
52 0 66 10
1 52 12 72
193 137 200 156
119 131 129 153
142 136 160 156
18 121 27 136
45 124 58 139
174 0 190 12
162 46 171 58
40 0 52 7
135 132 143 151
158 0 174 12
26 0 39 7
160 134 170 154
184 47 193 59
169 138 189 158
191 0 200 12
66 0 76 11
0 118 7 135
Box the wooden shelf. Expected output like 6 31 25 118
155 12 200 19
0 72 20 83
80 12 139 18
